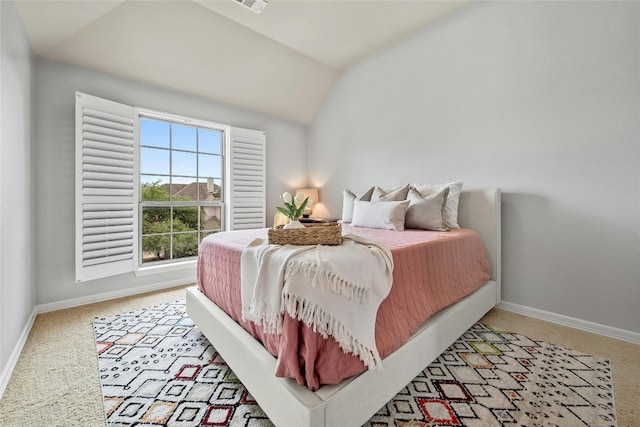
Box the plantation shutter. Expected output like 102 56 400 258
227 127 266 230
75 92 136 282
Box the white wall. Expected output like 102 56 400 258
34 58 308 305
0 0 35 382
309 1 640 334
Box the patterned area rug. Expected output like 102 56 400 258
94 301 617 426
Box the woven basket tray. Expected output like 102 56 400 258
268 222 342 246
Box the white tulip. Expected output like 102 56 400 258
294 192 306 203
282 192 293 204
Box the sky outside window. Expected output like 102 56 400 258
140 118 223 185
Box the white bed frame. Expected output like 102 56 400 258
186 188 501 427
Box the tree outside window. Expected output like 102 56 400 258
139 118 223 265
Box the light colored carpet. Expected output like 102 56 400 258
1 284 638 426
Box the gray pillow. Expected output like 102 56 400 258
405 187 449 231
371 184 410 202
412 181 463 229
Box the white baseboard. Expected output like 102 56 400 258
497 300 640 345
0 307 37 400
36 276 195 314
0 277 194 401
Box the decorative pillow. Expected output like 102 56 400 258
341 187 374 223
371 184 410 202
412 181 463 228
405 187 449 231
351 200 410 231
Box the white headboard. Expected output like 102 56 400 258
457 188 501 298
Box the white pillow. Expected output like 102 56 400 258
341 187 374 223
371 184 410 202
412 181 463 229
405 187 449 231
351 200 410 231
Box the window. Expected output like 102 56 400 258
76 92 266 282
139 114 224 265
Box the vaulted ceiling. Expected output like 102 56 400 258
17 0 471 124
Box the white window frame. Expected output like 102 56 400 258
76 92 266 282
137 109 227 268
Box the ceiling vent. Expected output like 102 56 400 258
234 0 268 14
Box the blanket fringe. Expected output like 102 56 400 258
242 300 283 335
285 261 370 304
282 293 383 371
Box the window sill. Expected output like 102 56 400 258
135 259 197 277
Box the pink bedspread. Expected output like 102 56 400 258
197 225 490 390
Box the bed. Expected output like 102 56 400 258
186 188 501 426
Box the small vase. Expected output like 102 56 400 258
283 220 305 229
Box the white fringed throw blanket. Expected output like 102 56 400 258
241 233 393 370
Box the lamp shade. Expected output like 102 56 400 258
296 188 319 205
